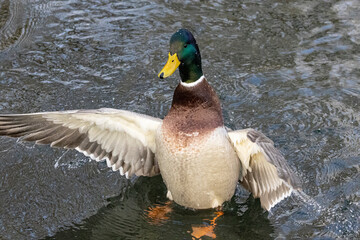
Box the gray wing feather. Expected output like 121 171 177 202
228 128 300 210
247 129 300 188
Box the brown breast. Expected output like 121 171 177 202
162 77 224 148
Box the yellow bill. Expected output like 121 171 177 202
158 53 181 79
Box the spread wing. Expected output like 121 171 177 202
228 128 300 211
0 108 162 178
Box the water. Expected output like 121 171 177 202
0 0 359 239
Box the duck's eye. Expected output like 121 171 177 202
184 44 188 48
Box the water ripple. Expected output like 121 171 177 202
0 0 60 54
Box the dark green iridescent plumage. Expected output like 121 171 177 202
169 29 203 83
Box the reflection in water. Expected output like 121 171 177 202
0 0 359 239
191 211 223 239
145 201 172 226
45 177 274 240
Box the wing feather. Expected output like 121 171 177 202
228 128 300 211
0 108 162 178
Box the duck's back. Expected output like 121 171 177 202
156 77 240 209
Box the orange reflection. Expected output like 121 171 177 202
145 201 172 225
191 211 224 239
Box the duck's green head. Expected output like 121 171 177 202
158 29 203 83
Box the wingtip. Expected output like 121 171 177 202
261 184 293 211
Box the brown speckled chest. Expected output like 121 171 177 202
162 77 223 147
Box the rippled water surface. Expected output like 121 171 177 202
0 0 359 239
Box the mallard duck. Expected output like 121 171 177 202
0 29 299 211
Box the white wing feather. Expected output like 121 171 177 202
0 108 162 178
